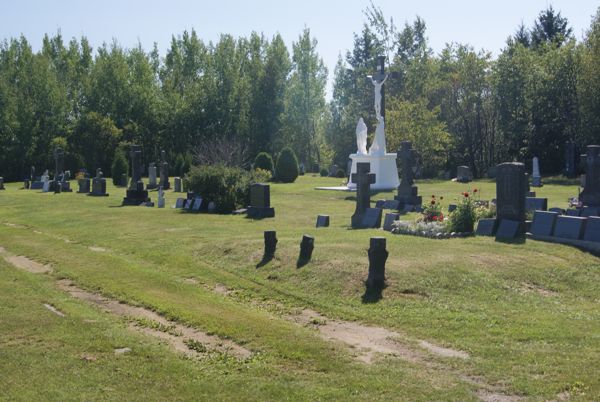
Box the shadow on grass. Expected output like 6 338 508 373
495 236 526 245
361 280 386 304
256 254 274 268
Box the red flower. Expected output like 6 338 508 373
473 188 478 193
463 192 469 198
432 215 438 221
431 195 435 198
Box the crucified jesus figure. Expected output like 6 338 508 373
368 73 389 118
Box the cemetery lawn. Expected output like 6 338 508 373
0 176 598 401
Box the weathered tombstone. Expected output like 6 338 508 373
157 187 165 208
159 150 171 190
583 216 600 242
367 237 388 289
297 235 314 266
77 178 91 193
476 218 497 236
120 173 128 187
582 206 600 217
192 197 203 212
566 209 582 217
175 198 185 209
89 168 108 196
122 145 151 206
456 166 473 183
394 141 422 210
565 141 576 178
207 201 216 212
263 230 277 259
496 162 526 237
351 162 377 228
525 197 548 212
531 157 543 187
147 163 158 189
247 183 275 218
530 211 559 236
495 219 521 240
42 171 50 192
185 199 194 211
316 215 330 227
174 177 182 192
328 164 338 177
580 145 600 206
553 216 587 240
383 212 399 232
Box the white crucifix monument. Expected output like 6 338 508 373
347 56 399 191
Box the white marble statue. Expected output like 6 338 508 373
368 116 386 156
368 73 389 118
356 118 368 155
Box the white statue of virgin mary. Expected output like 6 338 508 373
355 118 368 155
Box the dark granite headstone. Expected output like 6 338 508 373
383 213 400 231
247 183 275 218
185 199 194 211
367 237 388 289
362 208 382 229
316 215 330 227
553 216 587 240
525 197 548 212
263 230 277 258
530 211 558 236
495 219 521 240
456 165 472 183
77 178 90 193
89 170 108 196
527 191 536 197
476 218 497 236
122 145 151 206
298 235 314 265
583 216 600 242
580 145 600 206
582 206 600 217
382 200 400 210
375 200 385 208
395 141 422 208
566 209 582 217
496 162 526 236
175 198 185 208
351 162 376 228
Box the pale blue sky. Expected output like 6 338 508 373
1 0 598 97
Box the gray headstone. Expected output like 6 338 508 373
580 145 600 206
316 215 330 228
476 218 497 236
175 198 185 208
383 213 399 231
553 216 587 240
530 211 558 236
361 208 382 229
583 216 600 242
525 197 548 212
382 200 400 210
250 183 270 208
78 178 90 193
174 177 182 192
148 163 158 189
495 219 521 240
456 165 472 182
192 197 203 212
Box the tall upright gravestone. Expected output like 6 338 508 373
394 141 422 210
496 162 526 238
532 157 542 187
159 150 170 190
351 162 381 228
147 163 158 190
122 145 151 206
579 145 600 206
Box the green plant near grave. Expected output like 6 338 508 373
275 147 299 183
447 190 478 232
319 168 328 177
254 152 274 174
111 149 128 186
184 165 270 213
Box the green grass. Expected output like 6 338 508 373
0 176 598 401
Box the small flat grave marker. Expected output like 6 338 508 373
476 218 497 236
316 215 330 228
530 211 558 236
382 200 400 210
362 208 382 229
383 213 399 231
175 198 185 209
583 216 600 242
495 219 521 240
582 206 600 217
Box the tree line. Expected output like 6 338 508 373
0 6 599 181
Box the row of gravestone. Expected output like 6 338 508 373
530 211 600 243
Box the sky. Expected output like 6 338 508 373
1 0 598 98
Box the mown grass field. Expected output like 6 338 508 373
0 175 598 401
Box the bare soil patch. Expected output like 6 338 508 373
89 246 107 252
57 279 252 360
3 254 52 274
520 282 558 297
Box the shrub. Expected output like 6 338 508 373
447 190 478 233
320 168 328 177
184 165 270 213
254 152 274 173
275 147 299 183
111 150 128 186
174 154 185 176
336 168 346 178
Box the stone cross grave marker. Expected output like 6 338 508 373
395 141 421 209
351 162 377 228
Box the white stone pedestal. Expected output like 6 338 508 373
347 153 399 190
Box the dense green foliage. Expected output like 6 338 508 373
184 165 270 213
254 152 274 173
110 150 128 186
275 147 299 183
1 6 600 180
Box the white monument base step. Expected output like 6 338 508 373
347 153 399 191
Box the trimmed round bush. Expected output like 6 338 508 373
254 152 274 173
111 150 128 186
320 168 328 177
336 168 346 178
275 147 299 183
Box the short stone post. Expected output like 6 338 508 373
174 177 182 192
264 230 277 259
297 235 314 266
367 237 388 289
